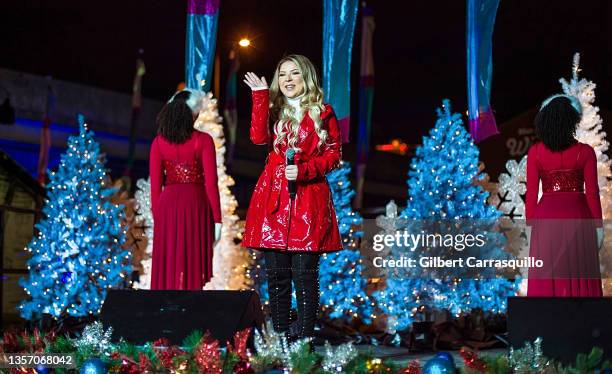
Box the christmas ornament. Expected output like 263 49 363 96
423 355 456 374
80 358 106 374
435 352 455 365
35 367 53 374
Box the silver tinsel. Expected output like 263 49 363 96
253 319 313 371
321 341 358 372
254 320 287 363
508 337 550 372
73 322 114 356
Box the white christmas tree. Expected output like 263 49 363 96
560 53 612 294
489 157 529 295
194 92 252 290
133 177 153 289
560 53 612 220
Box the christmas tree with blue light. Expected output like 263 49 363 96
19 114 131 320
320 161 374 322
374 100 518 331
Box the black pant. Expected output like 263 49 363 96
264 251 320 339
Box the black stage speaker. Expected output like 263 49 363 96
508 297 612 363
100 290 264 345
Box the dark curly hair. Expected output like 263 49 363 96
156 90 195 144
534 96 581 151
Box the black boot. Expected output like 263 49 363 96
292 253 320 345
264 251 292 336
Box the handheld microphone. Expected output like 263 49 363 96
286 148 296 199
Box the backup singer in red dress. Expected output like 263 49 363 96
242 55 343 341
526 94 604 297
150 89 222 290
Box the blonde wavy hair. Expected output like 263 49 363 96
269 55 327 154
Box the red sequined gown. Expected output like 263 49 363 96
526 142 603 297
149 131 222 290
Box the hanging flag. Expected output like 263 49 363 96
355 4 375 209
223 49 239 169
124 54 145 176
37 83 54 185
466 0 500 143
185 0 220 92
322 0 359 143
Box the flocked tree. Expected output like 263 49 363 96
373 100 518 331
560 55 612 283
19 115 131 319
132 177 154 289
320 161 374 322
194 92 251 290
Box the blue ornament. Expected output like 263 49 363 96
423 356 456 374
35 366 53 374
80 358 106 374
435 351 455 365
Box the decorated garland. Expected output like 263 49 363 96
1 323 609 374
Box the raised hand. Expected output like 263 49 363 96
243 72 268 90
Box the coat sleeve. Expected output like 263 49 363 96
583 145 603 226
201 133 222 223
149 137 163 217
525 144 540 223
296 107 342 182
250 89 270 145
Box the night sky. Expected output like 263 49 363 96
1 0 611 146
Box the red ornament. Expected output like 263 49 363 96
460 347 487 373
399 360 422 374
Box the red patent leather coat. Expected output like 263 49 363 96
242 89 343 252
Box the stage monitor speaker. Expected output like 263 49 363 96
508 297 612 363
100 290 264 345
